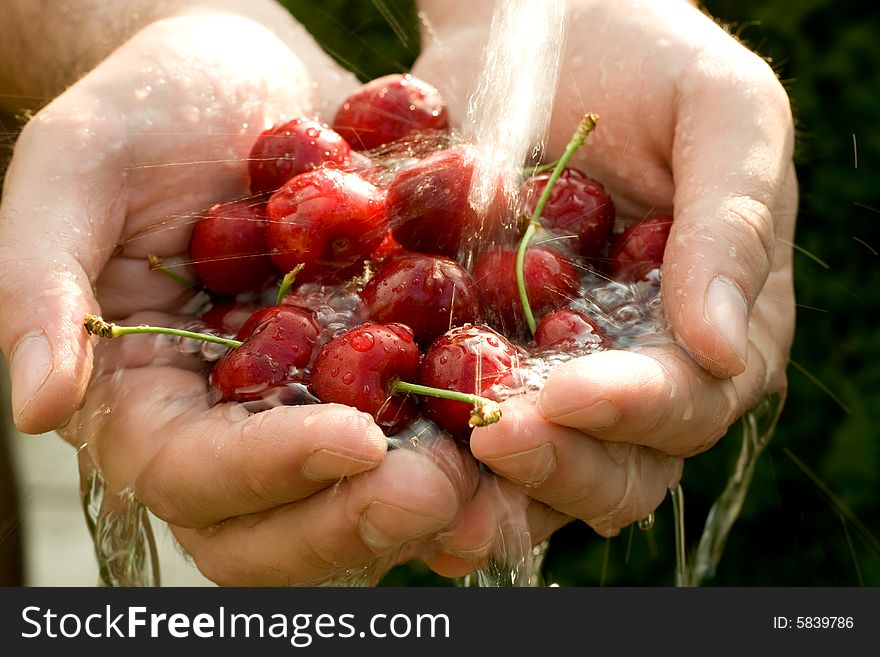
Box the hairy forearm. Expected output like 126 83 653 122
0 0 342 114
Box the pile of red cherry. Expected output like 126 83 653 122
90 73 673 443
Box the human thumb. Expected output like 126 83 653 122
0 123 120 434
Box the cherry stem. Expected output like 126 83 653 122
525 158 560 177
388 379 503 427
516 113 599 336
147 254 195 289
83 314 243 349
276 263 305 306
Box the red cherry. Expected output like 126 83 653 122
188 199 275 297
266 168 388 283
387 145 506 258
520 167 615 258
332 73 449 151
534 308 610 352
248 117 353 194
607 213 673 282
360 253 483 346
310 322 420 435
209 306 320 404
418 324 522 441
472 246 580 338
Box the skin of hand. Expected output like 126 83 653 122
0 3 482 585
411 0 798 554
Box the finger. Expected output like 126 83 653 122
424 473 526 577
96 256 198 319
536 337 778 457
0 113 126 433
67 363 388 526
424 478 570 579
88 310 216 377
664 44 795 377
172 443 470 586
471 397 682 537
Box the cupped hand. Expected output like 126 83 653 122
413 0 797 537
1 9 493 586
0 10 358 434
61 310 479 586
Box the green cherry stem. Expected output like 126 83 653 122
388 379 503 427
516 113 599 336
147 254 196 289
84 314 243 349
275 263 305 306
524 158 561 177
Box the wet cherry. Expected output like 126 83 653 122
386 145 506 258
520 167 615 259
360 253 483 346
248 117 353 194
472 246 580 338
208 305 320 403
188 198 275 296
309 322 421 435
332 73 449 151
534 308 610 352
418 324 522 441
606 213 674 282
266 168 388 283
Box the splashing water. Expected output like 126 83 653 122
453 0 567 587
80 450 160 587
463 0 567 221
671 393 784 587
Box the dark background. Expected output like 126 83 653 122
277 0 880 587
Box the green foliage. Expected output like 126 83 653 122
279 0 420 81
281 0 880 586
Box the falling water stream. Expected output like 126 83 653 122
77 0 782 588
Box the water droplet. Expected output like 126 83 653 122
350 331 375 352
638 514 655 531
342 372 355 385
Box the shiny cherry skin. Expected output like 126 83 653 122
606 213 673 282
418 324 522 441
209 306 320 404
266 168 387 283
386 145 506 258
520 167 615 258
309 322 420 435
248 117 353 194
332 73 449 151
472 246 580 338
534 308 610 352
188 199 275 296
360 253 482 346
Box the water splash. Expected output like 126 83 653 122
80 452 160 587
463 0 567 217
671 393 784 587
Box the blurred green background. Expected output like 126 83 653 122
278 0 880 586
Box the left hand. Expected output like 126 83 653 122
412 0 797 542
